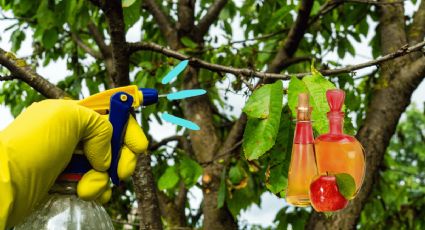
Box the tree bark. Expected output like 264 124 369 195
101 0 130 87
133 154 164 230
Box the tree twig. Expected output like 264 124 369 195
149 135 182 151
0 75 15 81
71 33 103 59
197 0 229 37
128 40 425 80
268 0 314 73
142 0 179 47
87 21 112 58
0 48 65 98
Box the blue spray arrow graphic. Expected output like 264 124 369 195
166 89 206 100
161 60 189 84
161 112 200 130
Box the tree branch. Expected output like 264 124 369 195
345 0 404 4
128 40 425 80
0 75 15 81
0 48 65 98
177 0 195 35
408 0 425 44
149 135 182 152
267 0 314 73
87 21 112 58
71 33 103 59
197 0 228 37
142 0 179 48
95 0 130 86
133 154 164 230
175 181 188 212
157 188 187 227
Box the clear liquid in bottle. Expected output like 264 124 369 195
15 177 114 230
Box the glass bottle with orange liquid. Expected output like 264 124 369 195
286 93 318 206
314 89 365 194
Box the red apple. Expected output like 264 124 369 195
309 175 348 212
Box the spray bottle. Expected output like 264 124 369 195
15 86 159 230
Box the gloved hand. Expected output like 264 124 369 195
0 99 148 229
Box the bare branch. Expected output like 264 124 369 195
178 0 195 34
128 40 425 80
0 75 15 81
345 0 404 4
0 48 65 98
149 135 182 151
87 21 112 58
71 33 103 59
197 0 228 37
240 75 255 91
175 181 188 211
97 0 130 86
320 41 425 75
142 0 179 48
268 0 314 73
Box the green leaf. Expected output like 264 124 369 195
10 29 25 52
36 0 56 29
226 175 262 217
122 0 136 7
180 37 198 49
229 164 245 184
288 76 308 119
243 81 283 160
311 1 321 15
158 166 179 190
268 106 293 165
243 81 283 119
179 156 203 187
289 69 347 134
335 173 356 200
266 163 289 194
123 0 141 29
42 28 58 49
217 169 227 208
304 68 336 134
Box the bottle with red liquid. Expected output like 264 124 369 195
286 93 318 206
314 89 365 194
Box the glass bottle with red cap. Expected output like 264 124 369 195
286 93 318 206
314 89 365 194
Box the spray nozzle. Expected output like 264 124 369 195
139 88 159 106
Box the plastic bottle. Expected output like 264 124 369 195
14 174 114 230
314 89 365 193
286 93 318 206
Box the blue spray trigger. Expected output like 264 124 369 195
63 92 134 186
108 92 133 185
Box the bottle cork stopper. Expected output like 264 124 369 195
296 93 311 120
297 93 309 110
326 89 345 112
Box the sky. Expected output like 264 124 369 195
1 1 425 227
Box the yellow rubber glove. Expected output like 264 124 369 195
0 99 148 229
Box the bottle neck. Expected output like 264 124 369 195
294 121 314 144
328 113 344 135
50 181 77 195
